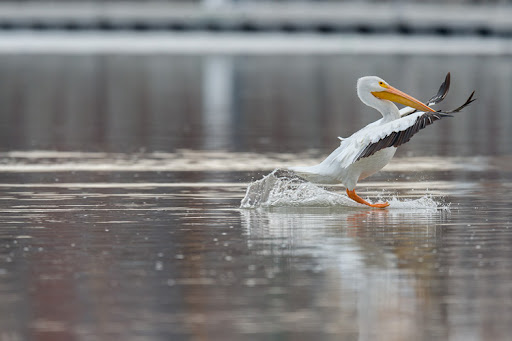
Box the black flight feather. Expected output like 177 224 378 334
355 90 475 162
403 72 451 117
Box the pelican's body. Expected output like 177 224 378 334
290 74 474 208
297 143 397 190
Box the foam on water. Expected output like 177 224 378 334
240 169 447 210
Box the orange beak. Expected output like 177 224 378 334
372 85 435 113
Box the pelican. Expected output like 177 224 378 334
290 73 474 208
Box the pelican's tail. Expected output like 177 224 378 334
288 164 339 184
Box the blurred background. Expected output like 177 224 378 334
0 0 509 156
1 2 512 341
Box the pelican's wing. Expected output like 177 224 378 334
426 72 451 106
354 91 475 163
306 109 448 173
354 111 451 162
400 73 451 117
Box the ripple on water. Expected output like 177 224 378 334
240 169 447 211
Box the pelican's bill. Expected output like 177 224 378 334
372 86 435 113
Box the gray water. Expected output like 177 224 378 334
0 51 511 340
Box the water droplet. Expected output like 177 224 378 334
155 261 163 271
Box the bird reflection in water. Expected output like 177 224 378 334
240 207 446 339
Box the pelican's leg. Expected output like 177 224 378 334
346 189 389 208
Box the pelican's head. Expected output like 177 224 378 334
357 76 435 114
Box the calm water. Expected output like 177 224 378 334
0 51 512 341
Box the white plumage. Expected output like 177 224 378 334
289 74 473 208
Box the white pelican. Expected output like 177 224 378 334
290 73 474 208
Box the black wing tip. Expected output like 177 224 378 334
438 90 476 114
438 72 451 99
426 71 452 106
461 90 477 107
444 72 451 89
468 90 476 102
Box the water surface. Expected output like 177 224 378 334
0 52 511 340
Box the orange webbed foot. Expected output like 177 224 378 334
346 189 389 209
369 202 390 208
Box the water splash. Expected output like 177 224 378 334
393 196 446 209
240 169 447 210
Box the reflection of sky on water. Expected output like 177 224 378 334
242 208 444 340
0 149 510 339
0 49 509 158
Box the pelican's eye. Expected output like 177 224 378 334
378 81 388 88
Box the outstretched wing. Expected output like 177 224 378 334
399 72 451 117
355 111 451 162
355 91 475 163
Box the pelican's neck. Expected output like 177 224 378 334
358 91 400 122
374 100 401 122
